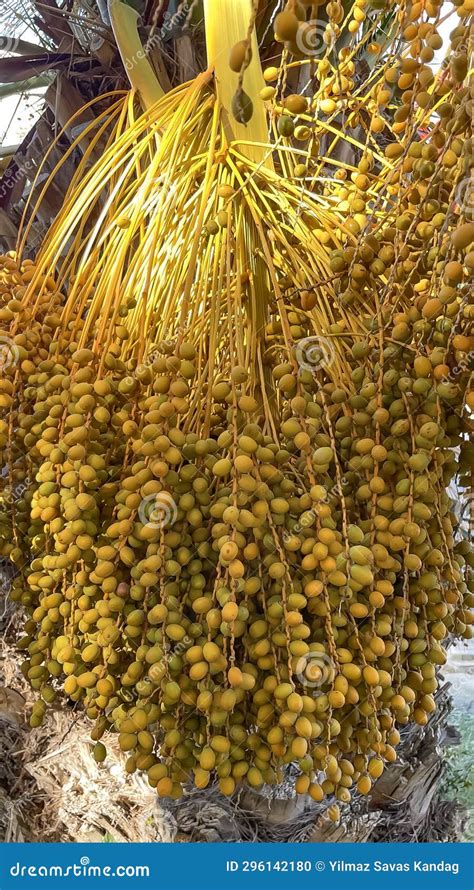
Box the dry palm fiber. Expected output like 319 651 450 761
0 0 472 814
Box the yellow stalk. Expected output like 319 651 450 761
203 0 278 412
203 0 271 167
108 0 164 110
